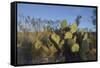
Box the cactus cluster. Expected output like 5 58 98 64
17 19 96 64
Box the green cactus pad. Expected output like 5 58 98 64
64 32 72 39
70 23 77 33
51 33 60 44
35 40 42 49
71 43 80 53
60 20 67 29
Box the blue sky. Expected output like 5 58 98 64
17 3 96 31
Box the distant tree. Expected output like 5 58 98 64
75 15 82 26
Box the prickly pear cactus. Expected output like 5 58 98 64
51 33 60 44
64 32 73 39
79 33 89 60
70 23 77 33
34 40 42 49
71 43 80 53
60 20 67 29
